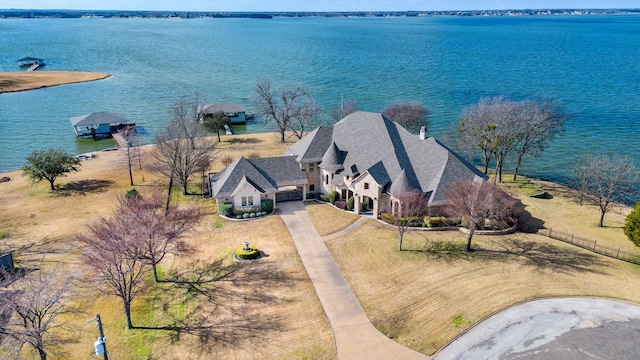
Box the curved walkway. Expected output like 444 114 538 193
278 201 427 360
434 297 640 360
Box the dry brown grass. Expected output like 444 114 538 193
319 177 640 356
0 132 334 360
306 202 360 236
0 71 110 93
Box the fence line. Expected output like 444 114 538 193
543 228 640 265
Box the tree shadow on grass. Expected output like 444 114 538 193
135 257 302 351
224 138 263 144
476 236 608 274
56 179 115 197
404 233 607 274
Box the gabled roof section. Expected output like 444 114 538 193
319 142 346 171
209 156 307 198
69 112 129 127
199 103 246 115
287 126 334 163
390 169 412 196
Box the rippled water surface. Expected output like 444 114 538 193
1 15 639 182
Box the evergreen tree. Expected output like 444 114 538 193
625 203 640 248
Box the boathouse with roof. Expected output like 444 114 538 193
198 103 248 124
208 111 487 215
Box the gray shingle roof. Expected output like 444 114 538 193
199 103 246 115
319 142 346 171
288 111 487 205
69 112 129 127
210 156 306 197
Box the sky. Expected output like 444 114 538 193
1 0 639 12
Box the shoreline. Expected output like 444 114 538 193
0 70 110 94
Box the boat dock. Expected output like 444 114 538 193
111 132 131 148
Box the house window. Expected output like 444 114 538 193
309 184 315 191
364 183 370 190
241 196 247 206
309 163 316 172
325 175 329 185
248 196 254 206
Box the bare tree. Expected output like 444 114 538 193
0 271 75 360
457 100 498 174
119 193 201 282
388 191 430 251
151 95 214 196
444 180 517 252
119 127 140 186
79 212 148 329
382 102 430 133
254 78 319 143
570 153 595 205
572 153 638 227
331 100 358 122
511 100 566 181
458 96 520 183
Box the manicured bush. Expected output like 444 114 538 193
125 188 140 199
236 214 243 219
424 216 448 228
243 213 250 219
319 194 330 202
235 245 260 260
306 192 316 200
249 213 256 218
260 199 274 213
347 196 355 211
380 212 395 224
335 200 347 210
329 191 339 204
218 202 233 217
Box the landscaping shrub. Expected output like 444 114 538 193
424 216 448 228
329 191 339 204
260 199 274 213
320 194 330 202
249 213 256 218
347 196 354 211
218 202 233 217
220 154 234 167
236 214 243 219
380 212 395 224
335 200 347 210
243 213 250 219
235 245 260 260
125 188 140 199
306 192 316 200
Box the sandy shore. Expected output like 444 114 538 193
0 70 110 93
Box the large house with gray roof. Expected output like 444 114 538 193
209 111 487 216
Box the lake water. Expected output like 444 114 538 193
1 15 639 184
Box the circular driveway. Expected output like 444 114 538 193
434 297 640 360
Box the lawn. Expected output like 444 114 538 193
317 176 639 355
0 132 335 360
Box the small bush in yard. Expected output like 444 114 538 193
335 200 347 210
347 196 355 211
261 199 274 213
329 191 339 204
320 194 330 202
243 213 250 219
218 202 233 217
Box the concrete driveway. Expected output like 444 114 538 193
434 297 640 360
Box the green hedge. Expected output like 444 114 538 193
218 202 234 217
329 191 339 204
260 198 274 213
347 196 355 211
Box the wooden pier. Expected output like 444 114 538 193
111 132 130 148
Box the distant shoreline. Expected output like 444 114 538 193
0 71 110 94
0 8 638 19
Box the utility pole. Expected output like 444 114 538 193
88 314 108 360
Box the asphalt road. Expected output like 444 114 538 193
434 297 640 360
